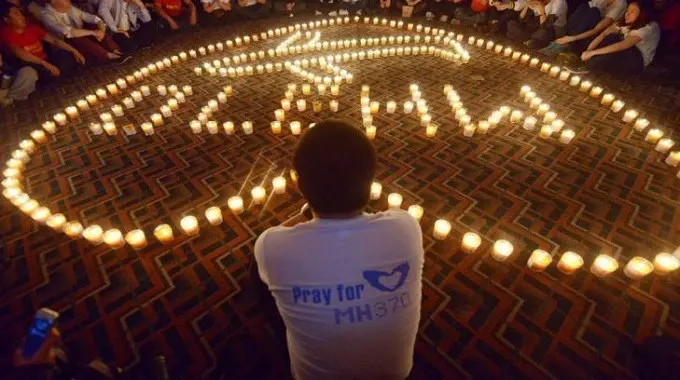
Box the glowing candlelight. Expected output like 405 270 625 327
65 106 78 119
64 221 83 239
228 196 244 214
463 124 475 137
611 100 625 113
30 130 47 144
281 99 291 111
461 232 481 253
654 252 679 274
290 121 302 135
543 111 556 124
251 186 266 204
537 103 550 116
151 113 163 126
656 138 674 152
623 257 653 279
52 113 67 126
271 121 282 134
529 58 539 67
590 254 619 277
579 81 592 92
111 104 124 117
242 121 254 135
549 66 560 76
387 193 403 209
403 101 414 114
273 176 286 194
666 151 680 166
180 215 199 236
633 118 649 131
425 124 438 137
510 110 523 123
330 100 339 112
369 101 380 114
433 219 451 240
205 206 223 225
123 229 146 249
559 129 575 144
223 122 235 135
30 206 51 223
540 63 551 73
370 181 382 200
89 122 104 135
407 205 424 221
590 86 603 98
103 122 117 135
645 128 663 144
45 213 66 231
86 94 98 105
421 114 432 127
159 106 172 118
569 76 580 86
492 240 514 261
539 125 553 139
559 71 570 81
601 94 614 105
527 249 552 271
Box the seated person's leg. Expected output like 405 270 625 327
46 47 78 77
528 26 555 49
66 37 112 63
111 33 138 54
7 66 39 102
506 19 532 42
586 34 645 74
132 22 157 47
566 4 601 36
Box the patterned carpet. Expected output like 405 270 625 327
2 16 680 379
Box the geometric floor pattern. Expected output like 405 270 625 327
1 16 680 379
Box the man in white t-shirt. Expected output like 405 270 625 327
507 0 568 49
254 120 424 380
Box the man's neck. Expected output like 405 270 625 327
314 210 363 220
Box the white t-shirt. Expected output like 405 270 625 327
589 0 626 21
621 22 661 67
542 0 568 28
255 211 424 380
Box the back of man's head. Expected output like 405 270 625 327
293 120 376 215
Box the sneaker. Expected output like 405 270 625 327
538 41 566 57
439 15 448 22
328 10 338 16
556 51 579 67
425 11 434 20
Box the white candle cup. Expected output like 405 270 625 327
559 129 575 144
89 122 104 135
208 99 219 112
529 58 539 67
151 113 164 126
180 215 200 236
223 122 235 135
549 66 560 77
370 182 382 200
461 232 482 253
290 121 302 135
537 103 550 116
63 221 83 239
656 138 674 152
329 100 339 112
543 111 557 124
140 85 151 96
387 193 403 209
30 130 47 144
125 229 148 249
45 213 66 231
82 224 104 244
601 94 615 105
539 125 553 139
272 176 287 194
645 128 664 144
103 228 125 249
122 98 135 109
559 71 570 81
160 106 172 118
463 124 476 137
520 85 532 96
590 86 603 98
433 219 451 240
421 114 432 127
403 101 414 114
579 81 592 92
251 186 266 205
76 100 89 112
590 254 619 277
609 100 624 113
274 109 285 121
103 122 117 135
665 151 680 166
86 94 98 105
557 251 584 274
281 99 291 111
96 88 108 99
527 249 553 271
530 98 542 109
569 76 581 86
30 206 51 224
510 110 523 124
407 205 424 221
492 240 514 261
425 124 438 138
141 122 154 136
205 206 223 225
271 121 282 134
540 63 551 73
242 121 254 135
653 252 680 275
633 118 649 132
369 101 380 114
111 104 124 117
65 106 79 119
189 120 202 134
206 121 219 134
53 113 67 126
157 85 167 96
623 257 653 279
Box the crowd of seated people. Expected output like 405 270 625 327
0 0 678 106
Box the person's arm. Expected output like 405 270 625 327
236 0 248 6
41 11 97 38
202 0 216 12
43 33 86 64
587 24 619 50
7 44 60 75
582 33 641 60
97 0 119 32
75 7 106 29
134 0 153 21
153 1 179 29
183 0 197 24
519 1 529 19
558 18 614 44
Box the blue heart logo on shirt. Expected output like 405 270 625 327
362 262 410 292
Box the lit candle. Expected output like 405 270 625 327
157 85 167 96
579 81 592 92
520 85 531 96
524 116 537 131
180 215 199 236
530 98 542 109
103 122 117 135
433 219 451 240
527 249 552 271
633 118 649 131
53 113 67 126
160 106 172 118
89 122 104 135
370 101 380 114
529 58 539 67
30 206 51 223
331 85 340 96
205 206 223 225
228 196 244 214
461 232 481 254
251 186 266 204
168 98 179 111
569 76 580 86
100 112 113 123
666 151 680 166
45 213 66 231
151 113 164 126
559 129 575 144
492 239 514 261
365 125 376 140
611 100 625 113
590 254 619 277
387 193 403 209
140 86 151 96
86 94 98 105
290 121 302 135
543 111 557 124
65 106 79 119
476 121 489 135
107 83 119 95
539 125 553 139
111 104 124 116
270 121 282 134
329 100 339 112
407 205 424 221
656 138 674 152
96 88 108 99
189 120 202 134
403 101 414 114
540 63 551 73
63 221 83 239
242 121 254 135
273 176 287 194
312 101 323 112
370 181 382 200
223 122 235 135
206 121 218 134
140 122 154 136
549 66 560 77
124 229 147 249
653 252 679 275
537 103 550 116
463 124 475 137
645 128 663 144
589 86 603 98
385 101 397 114
123 98 135 109
425 124 438 137
601 94 614 105
150 224 173 244
623 256 653 279
318 84 327 95
30 130 47 144
559 71 570 81
281 99 291 111
421 114 432 127
510 110 523 123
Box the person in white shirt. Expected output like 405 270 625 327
488 0 526 34
506 0 567 49
582 1 661 74
236 0 270 19
199 0 233 25
95 0 156 52
253 120 424 380
41 0 124 63
540 0 626 57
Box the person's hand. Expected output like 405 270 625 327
12 328 60 367
285 2 294 10
189 14 197 25
97 22 107 31
119 30 131 39
93 29 105 41
555 35 573 45
581 51 595 61
168 18 179 30
43 62 61 76
72 50 86 64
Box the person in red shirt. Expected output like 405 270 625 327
154 0 197 31
0 3 84 80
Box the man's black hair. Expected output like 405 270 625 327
293 119 377 215
0 1 15 19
